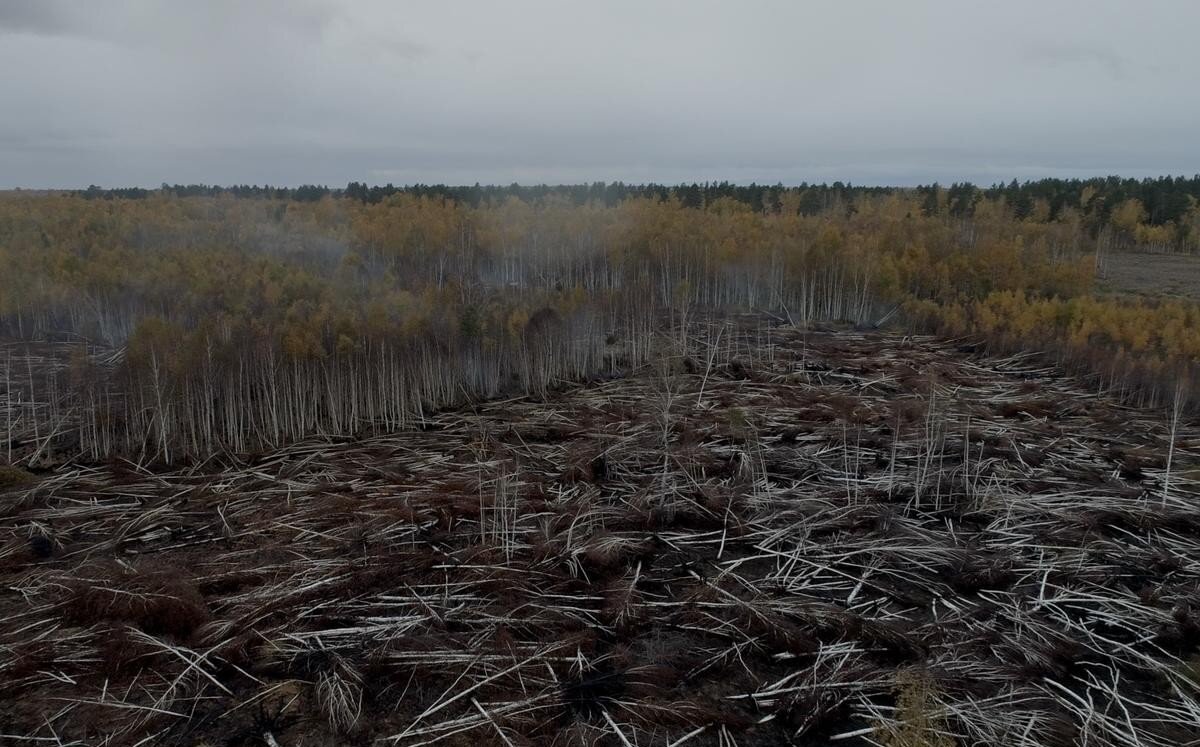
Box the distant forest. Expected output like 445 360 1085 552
76 175 1200 230
2 177 1197 462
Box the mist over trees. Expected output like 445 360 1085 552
2 180 1197 463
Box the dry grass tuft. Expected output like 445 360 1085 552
314 653 364 733
876 670 957 747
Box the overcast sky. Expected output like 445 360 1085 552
1 0 1198 188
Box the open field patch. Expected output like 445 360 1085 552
1099 251 1200 300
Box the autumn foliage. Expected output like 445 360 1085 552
0 183 1195 461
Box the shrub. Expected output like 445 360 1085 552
0 466 34 489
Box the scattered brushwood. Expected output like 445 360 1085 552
0 321 1198 746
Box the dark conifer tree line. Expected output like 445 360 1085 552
74 176 1200 228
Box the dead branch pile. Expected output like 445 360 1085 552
2 323 1198 746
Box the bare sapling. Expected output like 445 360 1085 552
1163 377 1186 507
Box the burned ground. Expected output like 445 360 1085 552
1 325 1199 746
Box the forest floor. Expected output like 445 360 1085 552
2 323 1200 746
1099 250 1200 300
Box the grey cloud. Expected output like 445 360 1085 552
0 0 1197 188
1024 40 1128 78
0 1 78 37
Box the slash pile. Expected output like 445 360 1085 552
2 323 1199 746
